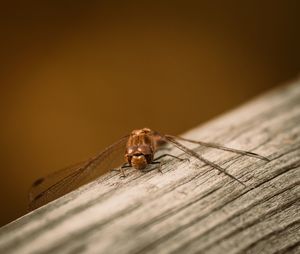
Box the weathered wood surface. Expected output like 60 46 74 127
1 80 300 254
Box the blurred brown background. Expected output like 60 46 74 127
0 1 299 226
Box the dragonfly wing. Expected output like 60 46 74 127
165 135 270 161
28 135 129 210
163 135 246 186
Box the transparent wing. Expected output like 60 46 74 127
163 135 246 186
165 135 270 161
28 135 129 211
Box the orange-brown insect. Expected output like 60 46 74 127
29 128 269 210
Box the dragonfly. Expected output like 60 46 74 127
28 128 270 210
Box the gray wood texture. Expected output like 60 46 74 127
0 80 300 254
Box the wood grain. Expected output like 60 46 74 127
0 80 300 254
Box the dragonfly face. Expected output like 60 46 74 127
128 154 148 170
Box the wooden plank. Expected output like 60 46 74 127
0 79 300 254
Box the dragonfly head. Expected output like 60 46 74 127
131 154 148 170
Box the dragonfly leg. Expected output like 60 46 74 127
154 153 189 163
120 167 126 178
111 163 131 177
150 161 163 174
